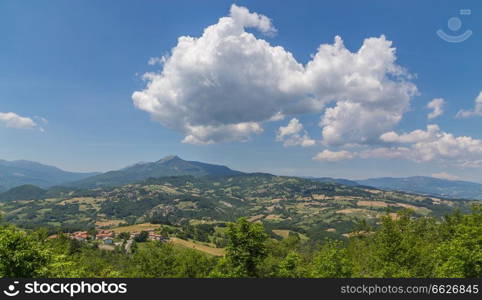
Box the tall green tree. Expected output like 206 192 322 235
0 226 50 277
433 205 482 277
219 218 268 277
311 239 352 278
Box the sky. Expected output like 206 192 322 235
1 0 482 182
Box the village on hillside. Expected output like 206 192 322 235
48 228 168 252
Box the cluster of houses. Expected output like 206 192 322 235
68 229 167 244
71 231 90 242
130 230 168 242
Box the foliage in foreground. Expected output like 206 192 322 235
0 206 480 278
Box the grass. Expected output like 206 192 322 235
111 223 161 233
272 229 290 239
272 229 309 241
169 237 225 256
95 219 126 227
357 201 389 208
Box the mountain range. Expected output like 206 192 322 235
0 159 98 192
1 156 482 200
64 155 243 188
356 176 482 200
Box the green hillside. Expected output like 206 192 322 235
0 174 474 240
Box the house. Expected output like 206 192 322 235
71 231 89 241
96 230 114 240
148 232 168 242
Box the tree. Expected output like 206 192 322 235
134 231 149 243
433 205 482 277
311 239 352 278
223 218 268 277
87 228 97 240
278 252 306 278
118 232 130 240
0 226 50 277
130 242 178 277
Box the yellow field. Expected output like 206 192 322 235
59 197 100 205
364 189 383 194
272 229 309 241
98 244 115 251
247 214 264 222
111 223 161 233
337 208 372 214
357 201 389 208
392 203 431 214
342 231 374 238
169 237 225 256
95 219 125 227
272 229 290 239
265 214 282 220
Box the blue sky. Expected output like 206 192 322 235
1 0 481 182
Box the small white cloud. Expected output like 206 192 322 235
148 56 168 66
181 122 263 145
276 118 315 147
229 4 277 36
268 111 285 122
313 149 355 162
0 112 39 130
380 124 440 144
456 91 482 118
431 172 459 181
427 98 445 119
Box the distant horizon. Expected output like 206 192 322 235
2 155 482 184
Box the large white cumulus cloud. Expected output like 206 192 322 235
133 4 416 144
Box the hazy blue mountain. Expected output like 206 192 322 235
0 159 98 192
67 155 244 188
357 176 482 200
0 184 47 202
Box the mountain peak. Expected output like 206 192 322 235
67 156 244 188
157 155 182 163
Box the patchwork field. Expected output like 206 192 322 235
0 174 474 241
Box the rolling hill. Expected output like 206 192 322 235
66 155 244 188
357 176 482 200
0 185 47 202
0 159 98 192
308 177 360 186
0 173 474 240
